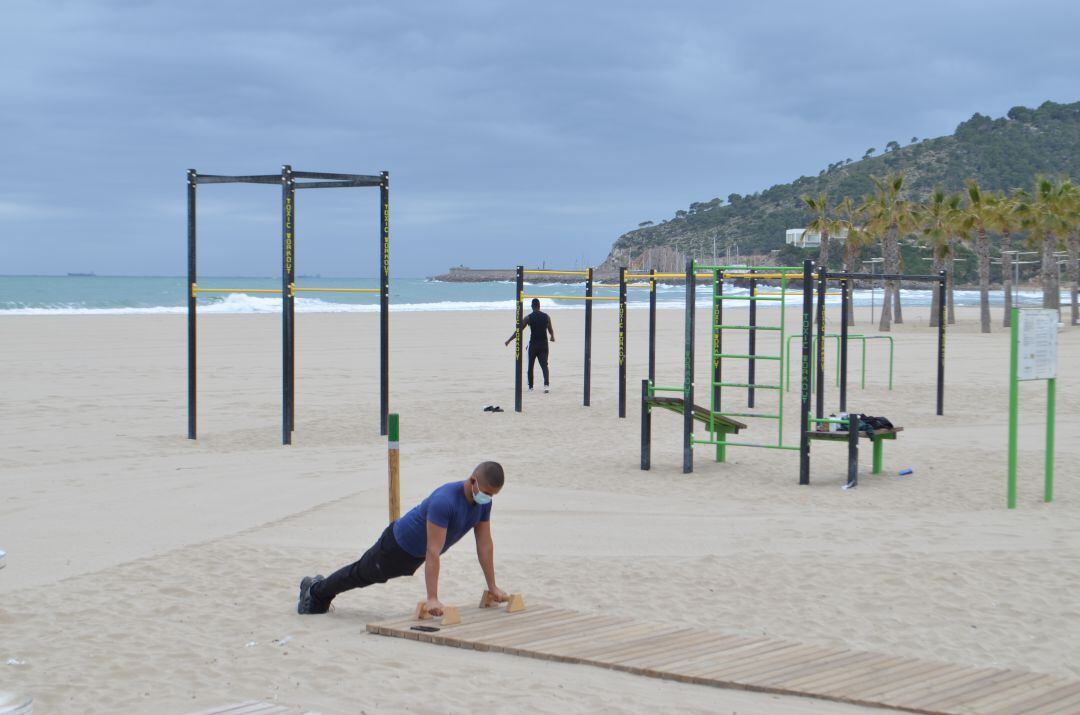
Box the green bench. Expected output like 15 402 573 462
807 425 903 480
647 396 747 432
644 396 748 464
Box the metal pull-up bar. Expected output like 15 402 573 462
192 286 282 295
291 287 381 294
522 269 589 277
513 266 628 417
520 293 620 302
187 165 391 446
192 284 381 297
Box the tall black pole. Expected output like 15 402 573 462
937 269 946 416
748 272 757 408
648 269 656 383
618 266 627 418
640 379 651 470
514 266 524 413
187 169 197 440
799 259 814 485
683 260 695 474
839 276 849 413
584 267 593 407
846 414 859 489
815 265 827 420
380 171 390 435
282 165 294 446
712 269 722 415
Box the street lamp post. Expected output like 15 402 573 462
1001 249 1039 310
862 257 884 324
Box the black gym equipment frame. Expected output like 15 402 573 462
797 262 946 485
187 166 390 445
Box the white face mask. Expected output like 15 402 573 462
472 480 492 505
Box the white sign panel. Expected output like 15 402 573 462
1017 309 1058 381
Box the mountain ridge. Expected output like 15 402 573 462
600 100 1080 268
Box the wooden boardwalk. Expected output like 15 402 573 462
368 605 1080 715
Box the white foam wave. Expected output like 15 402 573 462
0 287 1065 316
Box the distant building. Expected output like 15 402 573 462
785 228 848 249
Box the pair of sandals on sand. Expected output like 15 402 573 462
482 405 504 413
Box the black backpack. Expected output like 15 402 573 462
855 414 893 436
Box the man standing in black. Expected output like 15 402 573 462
505 298 555 392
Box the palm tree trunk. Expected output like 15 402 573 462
947 237 957 324
976 229 991 333
1069 232 1079 326
1001 230 1013 327
879 226 899 331
845 244 856 326
891 228 903 324
929 253 943 327
818 230 831 268
1042 232 1060 312
878 242 894 333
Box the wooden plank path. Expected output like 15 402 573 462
368 605 1080 715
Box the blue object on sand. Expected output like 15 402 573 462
899 468 913 476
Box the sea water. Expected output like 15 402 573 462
0 275 1062 316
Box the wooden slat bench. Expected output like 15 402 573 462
643 395 749 464
646 396 748 434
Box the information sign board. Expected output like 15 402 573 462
1017 309 1058 381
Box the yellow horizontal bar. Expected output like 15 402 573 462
726 273 818 279
194 287 282 294
629 272 713 279
757 291 839 296
594 283 653 289
521 294 620 302
293 287 380 294
522 269 588 276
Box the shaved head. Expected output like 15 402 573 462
473 461 505 489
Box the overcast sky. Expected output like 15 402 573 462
3 1 1078 277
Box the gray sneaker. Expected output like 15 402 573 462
297 575 329 614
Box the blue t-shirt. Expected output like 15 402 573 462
393 480 492 558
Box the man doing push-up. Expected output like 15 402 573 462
297 461 508 616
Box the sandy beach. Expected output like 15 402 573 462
2 304 1078 714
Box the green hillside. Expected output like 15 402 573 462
606 100 1080 262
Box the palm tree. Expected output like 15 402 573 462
802 193 839 268
862 173 917 331
835 196 868 325
919 190 963 327
986 190 1021 327
1016 177 1072 312
960 179 994 333
1064 182 1080 325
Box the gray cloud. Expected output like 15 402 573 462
2 0 1078 276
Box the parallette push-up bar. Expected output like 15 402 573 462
513 266 628 417
187 165 391 445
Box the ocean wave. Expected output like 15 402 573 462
0 286 1064 316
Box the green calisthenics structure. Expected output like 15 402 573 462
785 333 894 392
642 260 948 487
513 266 629 416
1007 307 1059 509
187 166 390 445
641 261 810 472
802 264 946 485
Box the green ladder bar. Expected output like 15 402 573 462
705 265 790 452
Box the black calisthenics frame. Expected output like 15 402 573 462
512 266 629 417
187 166 390 445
